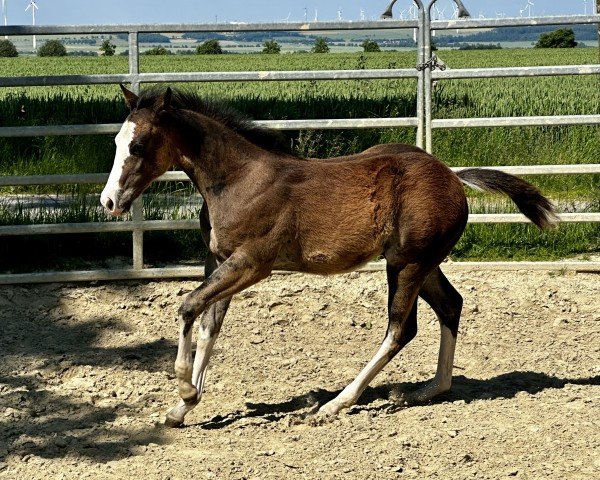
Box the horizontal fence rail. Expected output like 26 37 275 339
0 118 422 138
433 65 600 80
431 14 600 30
0 19 421 36
0 11 599 283
3 113 600 138
0 219 200 236
432 115 600 128
0 68 420 87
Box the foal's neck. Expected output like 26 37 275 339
172 113 267 200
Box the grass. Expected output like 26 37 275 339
453 223 600 261
0 48 598 271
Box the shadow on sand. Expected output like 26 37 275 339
0 283 177 463
196 371 600 430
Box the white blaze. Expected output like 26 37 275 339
101 120 136 214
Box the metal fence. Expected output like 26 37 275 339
0 4 599 283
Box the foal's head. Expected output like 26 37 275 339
101 85 176 216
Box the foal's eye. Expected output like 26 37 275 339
129 143 145 157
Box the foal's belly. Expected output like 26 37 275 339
273 240 381 275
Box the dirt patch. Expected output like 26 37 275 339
0 268 599 479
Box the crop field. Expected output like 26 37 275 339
0 48 599 271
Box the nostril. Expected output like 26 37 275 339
106 198 114 211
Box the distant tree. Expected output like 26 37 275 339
116 33 171 44
0 39 18 57
68 50 97 57
262 40 281 54
139 33 171 44
196 39 223 55
458 43 502 50
535 28 577 48
142 46 171 55
361 39 381 52
99 39 116 56
38 40 67 57
311 37 330 53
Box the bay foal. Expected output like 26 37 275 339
101 86 556 427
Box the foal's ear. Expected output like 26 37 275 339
155 87 173 113
120 84 139 111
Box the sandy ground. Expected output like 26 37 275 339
0 268 599 479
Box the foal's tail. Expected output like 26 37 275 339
457 168 558 230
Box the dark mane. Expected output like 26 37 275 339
135 87 292 154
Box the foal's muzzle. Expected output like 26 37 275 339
100 188 125 216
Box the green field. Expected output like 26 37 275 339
0 49 598 271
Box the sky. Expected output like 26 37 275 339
2 1 590 27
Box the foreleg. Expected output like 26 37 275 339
165 250 272 427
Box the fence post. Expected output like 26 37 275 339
128 31 140 92
414 1 426 149
128 31 144 270
423 1 435 153
597 0 600 50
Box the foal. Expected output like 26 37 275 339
101 86 556 427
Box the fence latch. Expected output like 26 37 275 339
416 55 447 72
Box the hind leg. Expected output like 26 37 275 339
319 263 424 416
407 267 462 404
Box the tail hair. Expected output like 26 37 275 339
457 168 558 230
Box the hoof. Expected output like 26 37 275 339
164 416 185 428
318 400 343 417
400 393 427 406
402 384 450 406
307 410 337 426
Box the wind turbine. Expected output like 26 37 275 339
433 5 447 21
360 8 365 21
2 0 7 39
520 0 534 17
527 1 534 17
25 0 38 50
451 5 461 33
337 7 342 21
408 4 417 20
